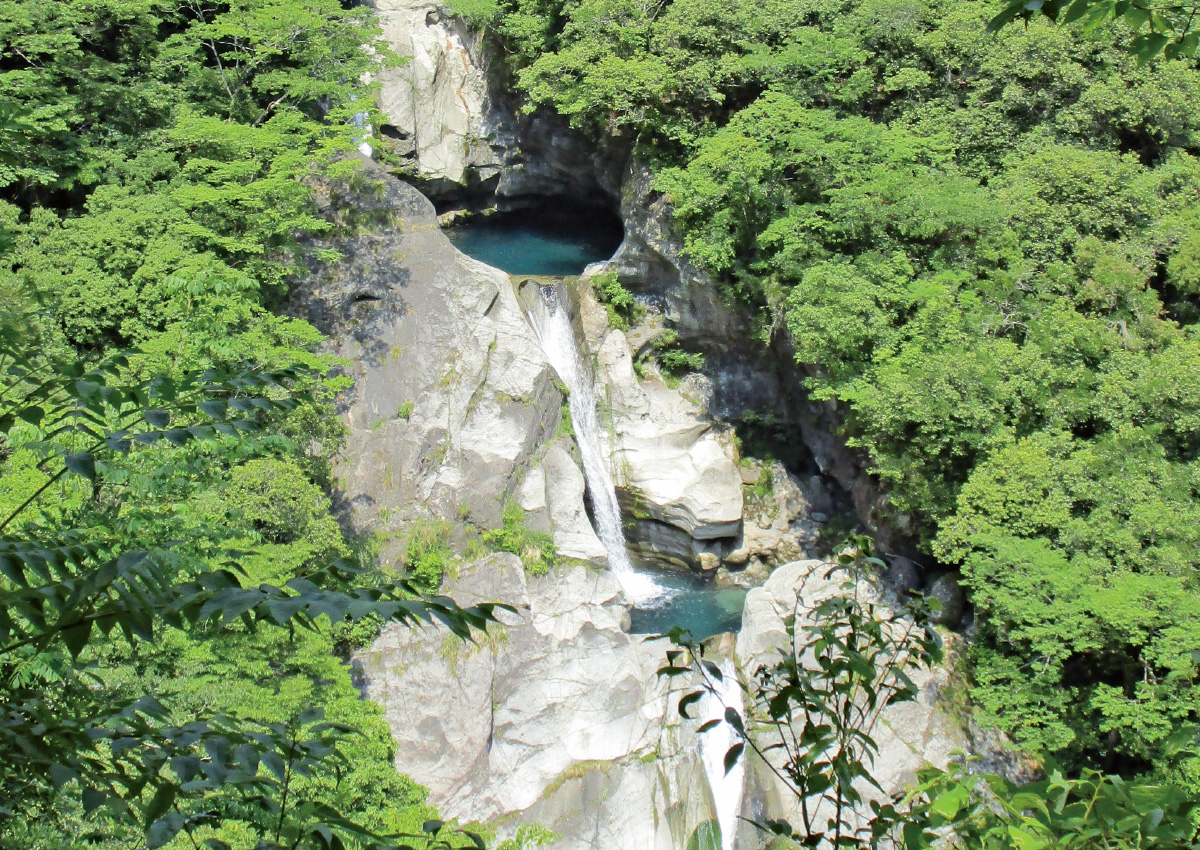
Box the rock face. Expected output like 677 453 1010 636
368 0 625 206
368 0 504 195
576 283 745 566
721 460 831 582
596 161 919 554
292 157 563 557
736 560 969 832
355 554 721 850
541 442 608 563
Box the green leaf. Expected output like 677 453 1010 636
931 783 968 819
723 742 744 775
679 690 704 719
62 620 94 659
145 783 177 823
64 452 97 481
1007 825 1047 849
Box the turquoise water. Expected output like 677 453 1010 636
445 206 624 276
628 568 748 641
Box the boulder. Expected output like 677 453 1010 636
732 460 823 572
542 443 607 563
928 573 966 626
884 555 923 595
516 467 551 533
355 554 721 849
588 320 744 544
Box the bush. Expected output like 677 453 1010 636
221 458 341 547
483 499 557 576
592 272 644 331
403 520 454 593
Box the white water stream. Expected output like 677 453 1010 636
524 285 665 605
697 659 747 850
527 283 746 846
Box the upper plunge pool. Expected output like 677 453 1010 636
444 202 625 276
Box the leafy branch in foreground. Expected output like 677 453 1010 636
662 538 1200 848
900 755 1200 849
661 539 942 847
987 0 1200 61
0 328 506 848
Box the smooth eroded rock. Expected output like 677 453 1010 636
293 157 561 558
590 324 743 543
354 555 720 849
542 443 607 563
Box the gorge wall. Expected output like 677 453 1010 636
303 3 986 847
363 0 919 568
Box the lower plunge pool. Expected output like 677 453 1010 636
628 565 748 642
445 202 625 276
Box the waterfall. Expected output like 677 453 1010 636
525 285 664 605
698 660 746 850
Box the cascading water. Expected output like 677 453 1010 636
697 659 747 850
524 285 664 605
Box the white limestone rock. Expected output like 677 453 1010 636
354 555 721 849
294 158 562 557
542 444 608 564
368 0 503 186
587 317 744 542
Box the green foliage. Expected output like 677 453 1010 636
0 326 506 848
556 399 575 439
591 271 645 331
495 824 558 850
665 542 1200 847
483 499 557 576
481 0 1200 773
403 520 455 594
398 401 415 419
900 758 1200 848
987 0 1200 62
636 328 707 385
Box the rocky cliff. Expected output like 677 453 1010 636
293 157 581 559
366 0 624 209
355 552 971 849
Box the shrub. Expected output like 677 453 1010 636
483 499 557 576
592 272 644 331
403 520 454 593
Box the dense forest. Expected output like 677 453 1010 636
0 1 491 847
453 0 1200 786
2 0 1200 846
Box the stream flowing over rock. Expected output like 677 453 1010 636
355 552 973 849
309 9 987 846
575 284 746 567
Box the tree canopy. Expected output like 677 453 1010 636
460 0 1200 784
